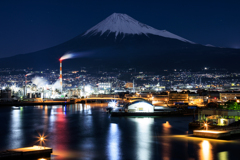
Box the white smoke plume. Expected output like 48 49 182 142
32 77 48 88
52 79 61 91
26 73 33 76
60 53 74 61
60 51 93 61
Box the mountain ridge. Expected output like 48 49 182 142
0 13 239 71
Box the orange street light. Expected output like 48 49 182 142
39 136 45 147
204 123 208 130
36 132 48 147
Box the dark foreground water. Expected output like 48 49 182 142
0 104 240 160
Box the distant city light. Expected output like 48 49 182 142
85 85 91 92
108 100 117 108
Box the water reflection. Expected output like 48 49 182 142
44 106 49 126
10 108 23 148
162 121 171 160
48 106 70 159
59 104 93 114
49 106 56 132
131 118 153 160
55 107 68 149
163 121 171 129
107 123 121 160
2 104 240 160
218 151 228 160
49 104 95 159
199 140 213 160
86 104 92 114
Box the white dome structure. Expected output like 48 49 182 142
128 101 154 112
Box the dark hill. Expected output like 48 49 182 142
0 32 239 72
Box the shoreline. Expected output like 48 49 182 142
0 101 75 106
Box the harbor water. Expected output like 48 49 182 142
0 103 240 160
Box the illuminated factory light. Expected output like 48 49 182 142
108 100 117 108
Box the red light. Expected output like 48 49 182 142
214 97 216 99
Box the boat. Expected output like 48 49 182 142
12 106 20 110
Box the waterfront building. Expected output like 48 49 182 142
220 92 240 101
168 92 188 105
88 94 119 98
198 109 240 126
127 100 154 112
152 94 168 105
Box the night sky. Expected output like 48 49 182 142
0 0 240 58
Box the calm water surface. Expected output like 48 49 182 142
0 104 240 160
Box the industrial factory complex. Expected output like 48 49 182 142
1 64 240 108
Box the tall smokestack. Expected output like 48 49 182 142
60 59 62 93
24 75 27 97
25 75 27 85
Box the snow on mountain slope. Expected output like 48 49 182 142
205 44 215 47
83 13 194 44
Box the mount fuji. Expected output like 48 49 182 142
83 13 193 43
0 13 240 71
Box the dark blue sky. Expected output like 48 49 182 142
0 0 240 58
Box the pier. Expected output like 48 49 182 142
0 146 52 160
193 129 240 139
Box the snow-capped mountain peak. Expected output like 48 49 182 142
83 13 194 43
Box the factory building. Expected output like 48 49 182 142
98 83 112 90
168 92 188 105
220 92 240 101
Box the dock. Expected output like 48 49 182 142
0 101 75 106
193 129 240 139
0 146 52 160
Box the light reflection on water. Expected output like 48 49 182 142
53 107 69 158
162 121 171 160
44 106 48 125
1 104 240 160
218 151 228 160
10 109 23 149
131 118 153 160
199 140 212 160
107 123 121 160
